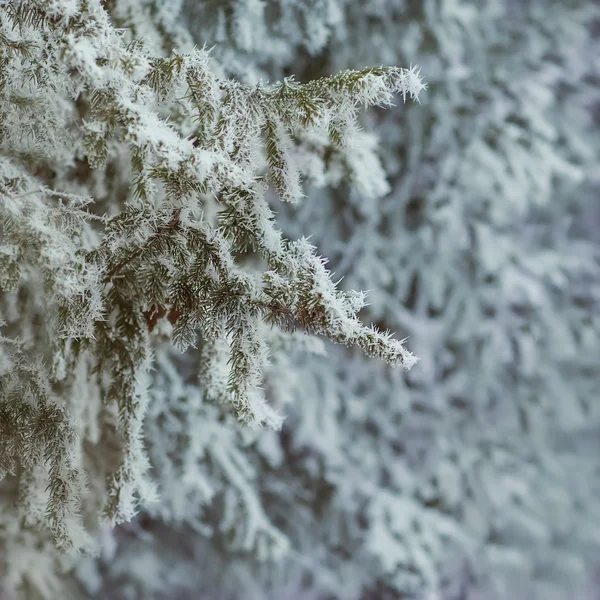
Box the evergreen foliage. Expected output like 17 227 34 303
0 0 423 596
1 1 599 600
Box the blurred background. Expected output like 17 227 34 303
68 1 600 599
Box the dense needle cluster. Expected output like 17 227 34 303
0 0 422 578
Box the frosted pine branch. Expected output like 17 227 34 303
0 0 423 555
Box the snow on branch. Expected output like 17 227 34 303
0 0 422 550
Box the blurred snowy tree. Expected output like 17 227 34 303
265 2 600 598
1 1 599 600
252 2 600 599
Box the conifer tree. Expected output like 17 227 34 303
236 2 600 599
81 2 599 600
1 1 599 600
0 0 424 597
